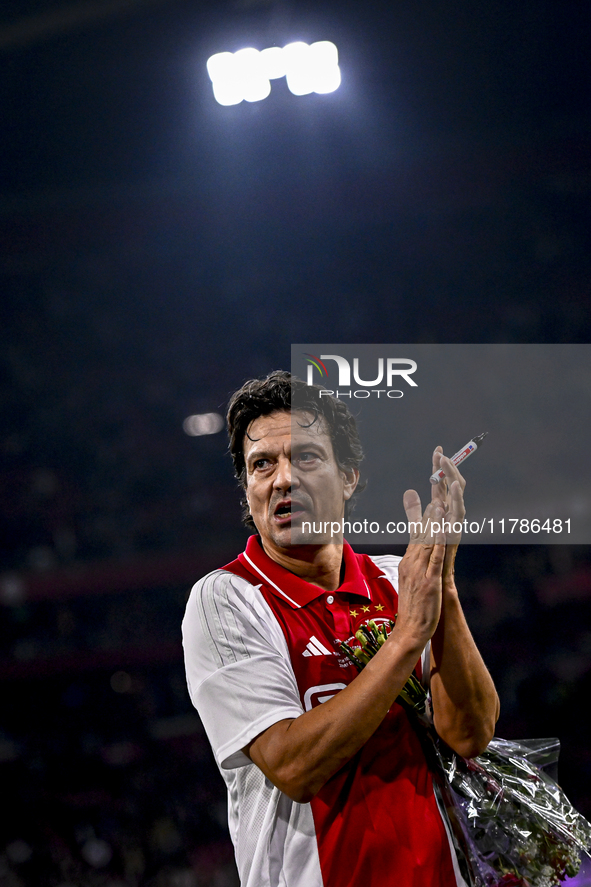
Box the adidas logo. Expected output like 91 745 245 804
303 636 334 657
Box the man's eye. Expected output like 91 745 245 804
253 459 271 470
295 452 318 464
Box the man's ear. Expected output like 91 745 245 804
343 467 359 501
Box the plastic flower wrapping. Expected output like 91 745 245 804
340 620 591 887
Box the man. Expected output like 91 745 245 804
182 371 499 887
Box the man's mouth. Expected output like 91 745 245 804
273 501 306 523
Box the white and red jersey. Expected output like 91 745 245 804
182 534 464 887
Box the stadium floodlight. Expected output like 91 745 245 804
308 40 341 94
206 48 271 105
260 46 286 80
206 51 243 106
234 48 271 102
282 42 313 96
206 41 340 105
182 413 225 436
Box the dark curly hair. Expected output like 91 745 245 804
227 370 366 527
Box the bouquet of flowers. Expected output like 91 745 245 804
340 620 591 887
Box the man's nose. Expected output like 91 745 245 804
274 456 296 491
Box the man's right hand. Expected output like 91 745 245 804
395 495 446 649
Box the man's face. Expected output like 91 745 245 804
243 410 358 557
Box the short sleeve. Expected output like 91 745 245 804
182 570 304 770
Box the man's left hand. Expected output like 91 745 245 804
429 446 466 579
